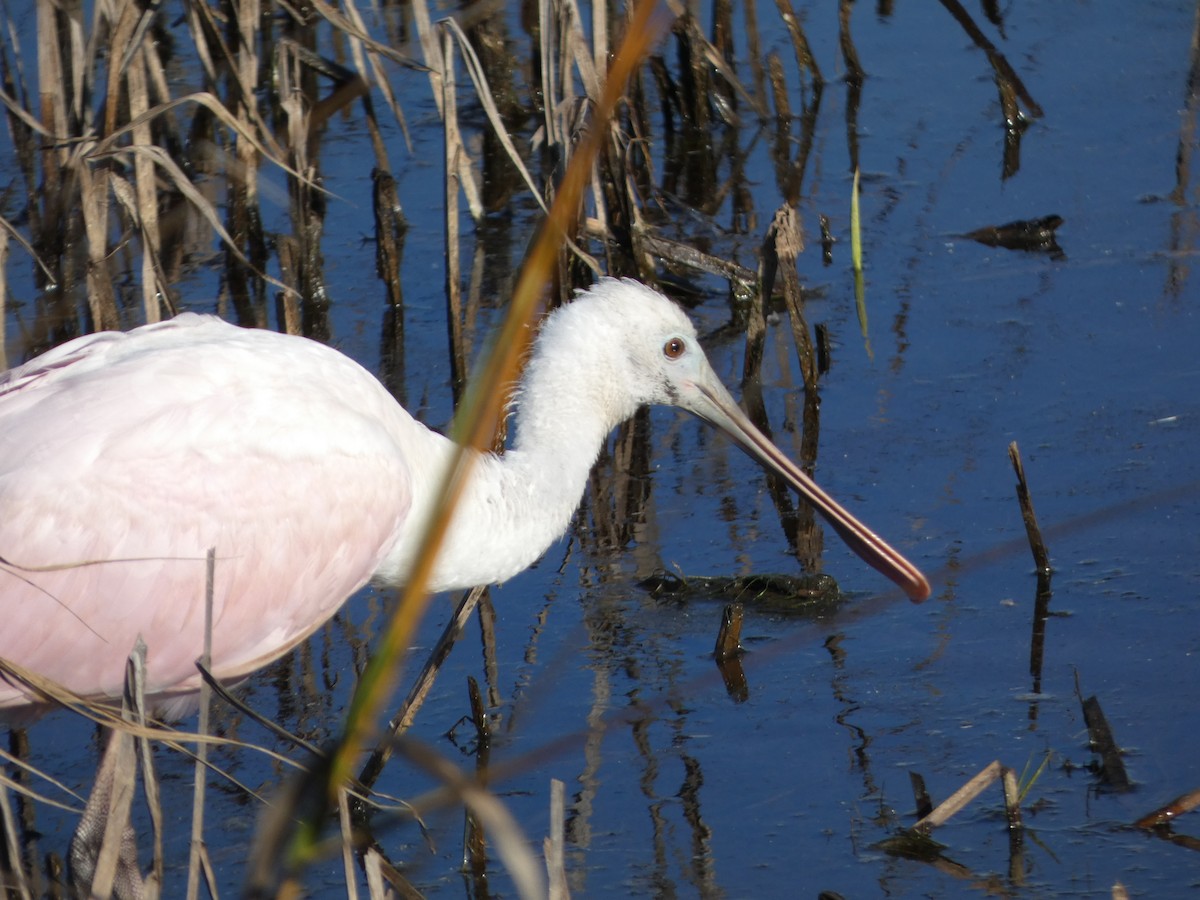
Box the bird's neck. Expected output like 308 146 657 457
378 335 634 593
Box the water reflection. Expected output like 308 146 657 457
5 0 1199 895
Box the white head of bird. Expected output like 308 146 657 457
0 277 928 711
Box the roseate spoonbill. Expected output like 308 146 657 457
0 278 929 711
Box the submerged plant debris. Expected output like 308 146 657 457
638 570 841 613
962 214 1066 256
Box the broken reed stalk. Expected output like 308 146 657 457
224 0 267 322
767 205 817 390
185 548 218 900
766 51 791 119
743 228 806 556
462 674 493 891
713 602 744 661
372 170 407 309
412 0 483 220
125 38 165 324
442 18 548 216
1077 680 1131 792
1008 441 1052 574
444 25 466 398
339 0 412 154
363 848 389 897
911 760 1007 833
1169 4 1200 210
467 674 491 747
476 589 502 710
909 771 933 818
1135 787 1200 829
337 788 358 900
546 778 569 900
0 780 31 897
79 161 121 331
1001 767 1022 829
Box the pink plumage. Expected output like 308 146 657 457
0 280 929 712
0 314 414 708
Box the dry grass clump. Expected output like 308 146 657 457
0 0 418 352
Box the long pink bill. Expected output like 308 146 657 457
690 379 931 603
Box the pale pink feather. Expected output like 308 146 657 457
0 315 415 708
0 281 930 711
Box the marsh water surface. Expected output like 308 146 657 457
3 2 1199 896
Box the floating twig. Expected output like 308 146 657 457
1135 787 1200 830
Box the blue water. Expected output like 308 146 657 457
3 1 1199 897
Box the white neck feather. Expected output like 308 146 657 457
375 309 639 593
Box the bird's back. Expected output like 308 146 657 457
0 315 416 711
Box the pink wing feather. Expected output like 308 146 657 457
0 316 413 709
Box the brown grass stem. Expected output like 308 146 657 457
911 760 1003 833
302 4 672 886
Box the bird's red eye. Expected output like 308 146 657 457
663 337 686 360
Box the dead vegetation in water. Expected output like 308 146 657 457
862 663 1198 898
10 0 1178 897
0 0 418 350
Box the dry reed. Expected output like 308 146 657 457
0 0 1015 895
